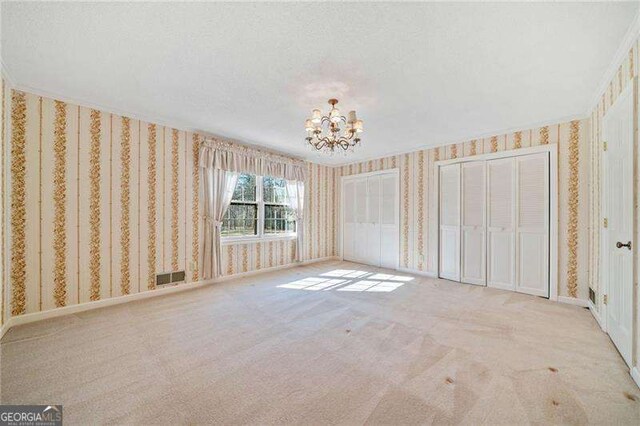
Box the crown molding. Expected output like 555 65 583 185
10 80 208 134
5 74 306 163
2 73 588 170
325 113 586 168
585 6 640 115
2 37 601 171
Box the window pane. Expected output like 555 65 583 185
264 204 296 234
263 176 287 204
232 174 257 202
222 203 258 236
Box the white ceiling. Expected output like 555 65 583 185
2 2 638 165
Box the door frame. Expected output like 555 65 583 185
339 168 400 270
435 144 558 301
599 78 637 348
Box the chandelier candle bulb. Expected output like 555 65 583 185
348 111 357 123
304 119 314 131
311 109 322 123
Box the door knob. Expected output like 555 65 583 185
616 241 632 250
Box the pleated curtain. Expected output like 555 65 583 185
202 168 238 279
199 139 306 181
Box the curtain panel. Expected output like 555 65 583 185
202 169 239 279
286 180 305 262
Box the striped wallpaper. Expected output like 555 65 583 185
335 119 591 300
1 88 336 321
4 91 198 315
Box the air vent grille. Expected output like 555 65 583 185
171 271 186 283
156 272 171 286
156 271 186 286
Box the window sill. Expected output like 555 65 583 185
221 234 297 245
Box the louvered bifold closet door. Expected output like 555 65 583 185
380 173 399 269
461 162 486 285
439 164 461 281
515 153 549 297
487 158 516 290
354 178 369 263
366 176 382 266
343 180 356 261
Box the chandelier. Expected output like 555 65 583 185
304 99 363 153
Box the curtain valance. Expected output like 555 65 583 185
199 138 306 182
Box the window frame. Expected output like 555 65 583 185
222 174 297 244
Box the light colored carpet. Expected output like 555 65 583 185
1 260 639 425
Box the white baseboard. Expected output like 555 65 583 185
215 256 339 282
303 256 340 264
396 267 438 278
631 367 640 390
1 256 339 337
7 277 218 330
588 300 606 331
557 296 589 307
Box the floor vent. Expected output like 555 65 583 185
589 287 596 304
156 271 186 286
171 271 186 283
156 272 172 286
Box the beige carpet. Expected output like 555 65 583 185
1 260 639 425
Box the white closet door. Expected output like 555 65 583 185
487 158 516 290
380 173 399 269
366 176 382 266
354 178 369 263
439 164 461 281
461 162 486 285
343 180 356 261
515 153 549 297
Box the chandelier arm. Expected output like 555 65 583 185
319 136 332 149
337 138 349 150
339 135 355 144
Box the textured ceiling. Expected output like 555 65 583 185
2 2 638 164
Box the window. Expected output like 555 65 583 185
263 177 296 234
222 173 296 239
222 174 258 237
